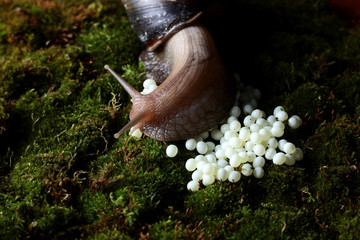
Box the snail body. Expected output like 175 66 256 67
105 0 235 141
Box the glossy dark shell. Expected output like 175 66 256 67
122 0 201 50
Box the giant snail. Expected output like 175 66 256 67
105 0 236 141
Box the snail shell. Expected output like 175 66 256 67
122 0 201 51
105 0 236 141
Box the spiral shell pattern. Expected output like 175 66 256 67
122 0 201 50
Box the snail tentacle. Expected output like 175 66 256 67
104 65 142 99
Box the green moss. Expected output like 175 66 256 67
305 115 360 167
329 71 360 114
77 190 113 224
336 203 360 240
0 97 9 135
0 0 98 48
78 19 142 71
1 0 360 239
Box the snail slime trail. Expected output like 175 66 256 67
105 0 236 141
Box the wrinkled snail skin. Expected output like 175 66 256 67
105 1 236 141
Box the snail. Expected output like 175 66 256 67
105 0 236 141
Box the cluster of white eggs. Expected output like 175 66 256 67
132 77 304 192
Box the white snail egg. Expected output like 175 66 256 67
229 137 243 148
245 141 255 152
143 79 157 89
267 137 278 149
256 118 268 127
225 147 237 159
283 142 296 154
224 165 234 174
241 163 253 176
253 144 266 156
230 106 241 118
202 174 215 186
243 104 254 115
216 168 228 181
196 141 208 154
221 141 230 150
130 128 142 139
202 163 215 175
185 138 197 150
211 162 218 170
251 109 263 119
166 144 178 158
206 141 216 153
220 124 230 134
278 139 288 151
273 152 286 165
243 115 255 127
205 152 216 163
271 126 284 137
253 167 265 178
196 161 207 172
185 158 197 171
217 159 229 168
265 148 277 160
237 147 246 153
288 115 303 129
195 155 206 162
228 171 241 182
267 115 277 125
215 148 226 159
227 116 238 124
273 106 285 116
259 128 271 141
264 125 272 133
239 127 251 141
238 151 249 163
211 129 223 140
253 157 265 168
242 163 252 170
187 180 200 191
147 84 157 92
275 110 288 121
200 131 209 139
247 151 256 162
141 89 150 95
285 153 296 166
192 170 203 181
229 154 242 168
229 120 241 131
294 148 304 161
250 123 261 132
224 130 238 140
250 132 262 144
220 137 226 145
273 121 285 130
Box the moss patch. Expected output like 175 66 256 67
1 0 359 239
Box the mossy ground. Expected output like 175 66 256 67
0 0 359 239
